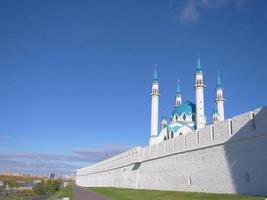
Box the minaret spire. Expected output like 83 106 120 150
215 70 225 121
153 64 158 81
176 79 181 96
216 70 222 88
196 50 202 72
150 65 160 146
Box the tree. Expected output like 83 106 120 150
33 181 46 195
33 179 61 195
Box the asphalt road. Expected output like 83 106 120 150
74 185 110 200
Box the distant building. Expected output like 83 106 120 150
33 180 42 184
48 173 55 179
62 174 75 181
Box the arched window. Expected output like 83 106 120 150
175 115 178 121
183 114 186 121
179 132 183 135
167 132 170 139
188 177 192 185
245 172 250 183
171 131 174 138
164 136 167 141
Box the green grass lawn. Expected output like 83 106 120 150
0 194 46 200
89 187 265 200
48 185 75 200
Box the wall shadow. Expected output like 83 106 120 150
224 107 267 196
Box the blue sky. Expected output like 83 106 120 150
0 0 267 175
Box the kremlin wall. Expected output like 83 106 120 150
76 106 267 196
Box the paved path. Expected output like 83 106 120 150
74 185 110 200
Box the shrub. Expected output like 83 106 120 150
34 179 61 195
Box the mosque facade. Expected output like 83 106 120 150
150 57 225 145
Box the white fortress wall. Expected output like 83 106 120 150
76 106 267 195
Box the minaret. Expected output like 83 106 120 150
175 79 182 106
215 71 225 121
160 112 167 131
194 55 206 129
150 66 160 144
212 103 219 123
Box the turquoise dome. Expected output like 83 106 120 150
171 101 196 117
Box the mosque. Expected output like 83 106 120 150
77 55 267 196
149 57 225 145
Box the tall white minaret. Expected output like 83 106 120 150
215 71 225 121
194 56 206 129
175 79 182 106
150 66 160 145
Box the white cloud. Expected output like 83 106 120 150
180 0 199 23
0 144 130 176
200 0 231 10
72 144 130 162
0 153 83 176
178 0 254 23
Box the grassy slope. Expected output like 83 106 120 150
89 187 265 200
0 194 45 200
48 185 75 200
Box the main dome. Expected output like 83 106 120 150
171 101 196 117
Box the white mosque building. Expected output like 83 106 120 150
149 57 225 145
